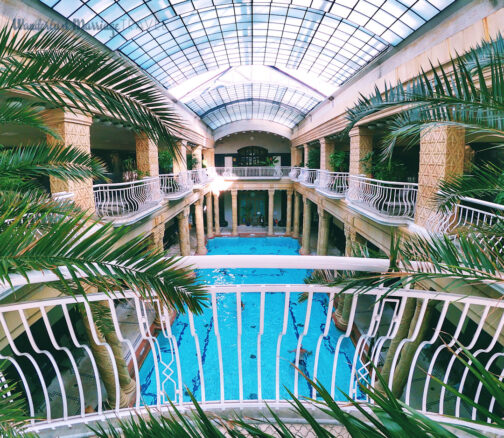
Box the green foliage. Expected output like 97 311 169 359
0 361 33 435
158 149 173 174
89 347 503 437
307 147 320 169
187 154 199 170
343 34 504 160
262 156 279 167
328 151 349 172
359 151 407 181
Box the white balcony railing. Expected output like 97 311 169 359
159 172 194 200
288 166 301 181
426 197 504 234
299 168 317 187
214 166 283 179
315 170 349 198
93 177 161 220
188 168 210 187
347 175 418 225
3 256 503 436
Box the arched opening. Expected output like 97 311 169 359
236 146 268 167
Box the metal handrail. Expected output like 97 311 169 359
346 175 418 222
93 177 160 219
3 268 502 434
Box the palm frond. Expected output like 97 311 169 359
0 202 207 314
0 142 107 189
343 33 504 159
0 25 183 153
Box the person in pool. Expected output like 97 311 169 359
288 347 311 358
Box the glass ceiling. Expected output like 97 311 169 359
40 0 455 129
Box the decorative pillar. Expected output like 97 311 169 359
231 189 238 236
320 137 335 171
194 197 207 255
44 109 94 211
344 223 357 257
299 196 312 255
135 132 160 201
205 192 214 239
303 144 309 166
285 189 293 236
293 192 301 239
415 126 465 227
192 145 203 169
213 192 221 236
203 148 215 168
268 189 275 236
349 127 373 176
316 206 330 255
177 207 191 256
135 133 159 177
173 140 188 174
334 223 357 330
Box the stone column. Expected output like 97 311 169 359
293 192 301 239
320 137 335 171
205 192 214 239
334 223 357 330
303 144 309 166
344 223 357 257
135 132 160 201
213 192 221 236
316 206 330 255
231 189 238 236
203 148 215 168
135 133 159 177
173 140 188 174
268 189 275 236
44 109 94 211
299 196 312 255
285 189 293 236
192 145 203 169
194 197 207 255
415 126 465 227
349 127 373 176
177 207 191 256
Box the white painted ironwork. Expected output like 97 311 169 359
288 166 301 181
299 168 317 187
425 197 504 234
214 166 284 179
188 168 209 188
159 172 193 200
2 280 502 436
346 175 418 225
315 170 349 198
93 177 161 220
51 192 74 203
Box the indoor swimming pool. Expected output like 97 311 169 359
139 237 360 404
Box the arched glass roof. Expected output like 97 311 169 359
40 0 455 129
183 72 322 129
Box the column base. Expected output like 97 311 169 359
285 232 292 237
299 247 310 255
232 231 238 236
332 310 349 331
196 247 208 255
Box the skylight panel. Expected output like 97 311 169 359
42 0 454 129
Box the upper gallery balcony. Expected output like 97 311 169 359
214 166 291 180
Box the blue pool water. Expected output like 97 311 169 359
139 237 359 404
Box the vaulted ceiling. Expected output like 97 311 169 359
40 0 455 130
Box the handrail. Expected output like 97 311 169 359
299 168 317 186
346 175 418 223
159 172 194 199
426 197 504 234
214 166 284 179
315 170 349 198
5 281 504 435
93 177 160 219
